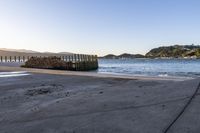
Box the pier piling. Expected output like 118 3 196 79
0 54 98 71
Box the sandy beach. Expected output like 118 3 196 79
0 65 200 133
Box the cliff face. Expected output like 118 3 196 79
146 45 200 58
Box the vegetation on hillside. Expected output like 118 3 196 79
101 53 144 59
145 45 200 58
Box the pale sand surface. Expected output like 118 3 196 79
0 65 200 133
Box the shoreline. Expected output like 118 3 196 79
0 65 193 81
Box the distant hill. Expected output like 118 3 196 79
58 52 72 54
146 45 200 58
102 54 117 59
0 48 73 57
101 53 145 59
0 48 38 53
118 53 144 58
101 45 200 59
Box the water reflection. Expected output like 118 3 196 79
0 71 30 78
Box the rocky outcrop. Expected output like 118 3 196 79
22 56 98 71
23 56 70 70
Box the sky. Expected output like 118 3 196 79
0 0 200 56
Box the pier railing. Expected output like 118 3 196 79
0 54 98 71
0 54 98 62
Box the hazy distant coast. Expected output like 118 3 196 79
1 45 200 59
100 44 200 59
0 48 73 57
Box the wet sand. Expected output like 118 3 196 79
0 65 200 133
0 65 193 81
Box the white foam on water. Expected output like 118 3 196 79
98 59 200 78
158 74 169 77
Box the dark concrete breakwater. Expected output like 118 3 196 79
0 54 98 71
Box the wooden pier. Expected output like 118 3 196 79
0 54 98 71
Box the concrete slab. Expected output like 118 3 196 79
167 91 200 133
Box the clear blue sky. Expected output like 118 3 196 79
0 0 200 56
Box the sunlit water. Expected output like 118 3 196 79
98 59 200 78
0 71 30 78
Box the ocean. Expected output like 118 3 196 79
98 59 200 78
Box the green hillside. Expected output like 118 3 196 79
146 45 200 58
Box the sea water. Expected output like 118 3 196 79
98 59 200 78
